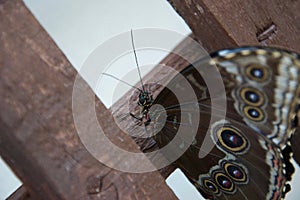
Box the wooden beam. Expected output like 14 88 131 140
0 0 177 199
167 0 300 53
6 185 30 200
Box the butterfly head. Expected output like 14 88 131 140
138 91 153 107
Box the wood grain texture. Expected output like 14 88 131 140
167 0 300 53
7 185 31 200
0 0 177 199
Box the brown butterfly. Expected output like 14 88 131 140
128 46 300 200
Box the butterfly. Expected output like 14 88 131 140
102 30 300 200
123 45 300 200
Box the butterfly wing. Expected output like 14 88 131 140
212 47 300 148
151 47 299 199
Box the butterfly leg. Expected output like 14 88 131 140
130 113 142 121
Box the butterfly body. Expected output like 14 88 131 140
132 47 300 199
130 91 154 126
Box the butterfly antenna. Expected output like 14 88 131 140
131 29 145 92
102 72 142 92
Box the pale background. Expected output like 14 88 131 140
1 0 299 199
